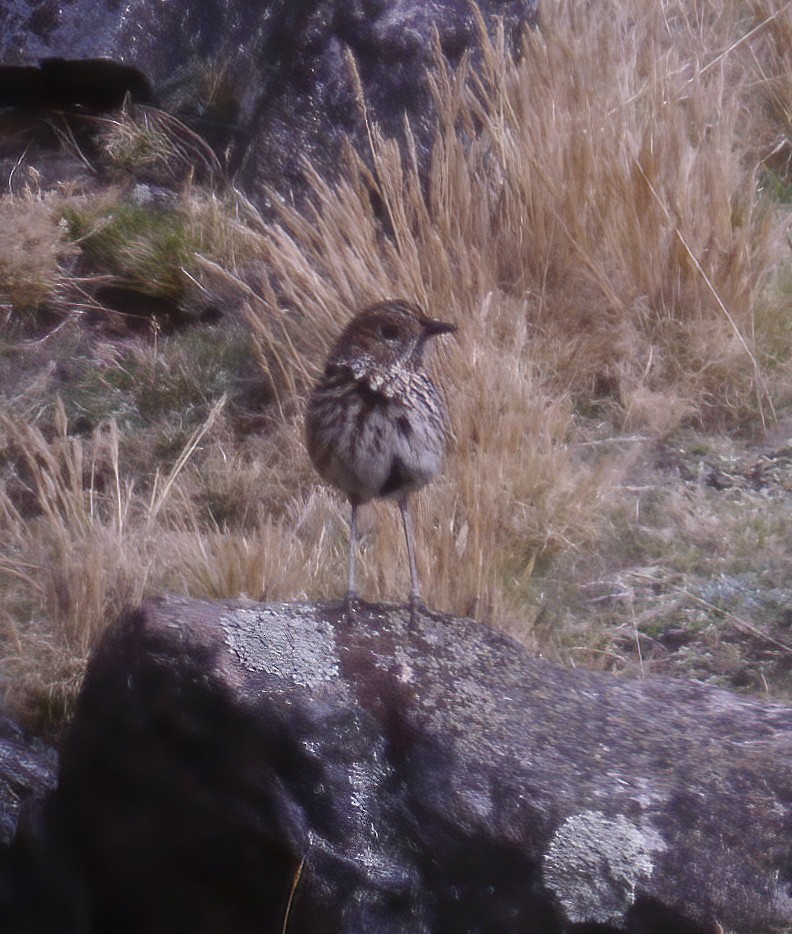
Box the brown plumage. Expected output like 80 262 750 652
306 299 455 606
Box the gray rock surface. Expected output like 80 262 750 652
1 0 538 200
2 594 790 932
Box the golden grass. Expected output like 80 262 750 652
2 0 792 725
0 195 73 313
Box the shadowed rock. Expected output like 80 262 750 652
2 595 791 932
0 717 60 934
0 718 57 848
0 59 153 112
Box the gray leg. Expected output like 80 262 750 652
398 493 420 604
347 499 358 600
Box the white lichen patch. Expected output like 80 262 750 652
543 811 660 925
219 604 340 687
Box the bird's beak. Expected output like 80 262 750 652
424 319 457 337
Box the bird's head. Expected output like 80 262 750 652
330 300 456 372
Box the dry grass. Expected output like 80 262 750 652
0 195 74 313
2 0 792 728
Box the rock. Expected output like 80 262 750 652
0 717 57 849
0 716 59 934
0 1 538 201
2 595 791 932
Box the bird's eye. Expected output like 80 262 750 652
380 323 400 341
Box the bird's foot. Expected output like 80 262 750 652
407 592 426 627
339 590 360 623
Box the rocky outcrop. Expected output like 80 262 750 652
2 595 791 932
0 1 538 199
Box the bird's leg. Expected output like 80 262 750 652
344 498 359 616
398 493 423 620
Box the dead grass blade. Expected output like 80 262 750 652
148 394 227 523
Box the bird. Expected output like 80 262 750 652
305 299 455 611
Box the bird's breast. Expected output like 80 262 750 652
306 368 448 502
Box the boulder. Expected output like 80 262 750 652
0 1 538 199
0 717 57 848
0 717 60 934
2 594 791 932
